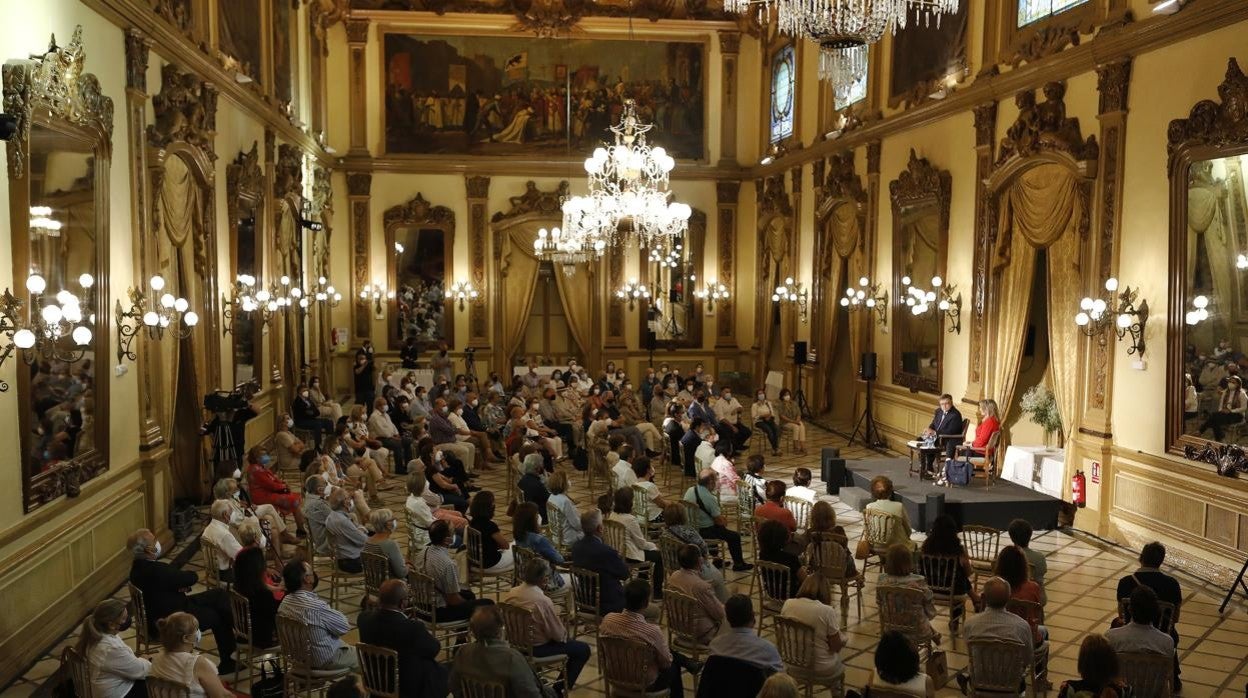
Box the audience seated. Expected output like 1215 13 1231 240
468 490 514 573
291 387 332 447
149 612 233 698
918 514 981 626
325 488 368 573
127 529 236 675
679 417 704 478
1057 634 1131 698
277 559 357 670
302 476 333 555
449 605 545 698
607 486 663 596
1106 585 1177 682
632 457 668 519
369 397 412 472
865 476 913 551
273 413 308 472
867 630 935 698
213 477 291 545
995 545 1046 645
1007 518 1047 603
502 558 592 688
774 388 807 455
447 397 497 467
243 446 308 537
758 673 802 698
787 468 817 505
1115 541 1183 690
415 438 471 512
757 519 804 598
357 579 448 698
805 502 856 578
754 480 798 534
601 579 700 698
667 544 725 644
511 502 569 594
307 376 343 423
711 386 752 453
683 468 751 571
346 405 391 468
710 440 741 495
517 453 551 520
570 508 645 617
877 544 937 640
233 547 279 649
708 593 783 673
779 573 845 684
546 471 583 546
427 398 479 473
617 381 664 454
200 500 243 583
416 521 493 622
751 389 782 456
661 503 728 601
955 577 1032 691
742 455 767 507
610 445 637 490
363 509 408 579
77 599 150 698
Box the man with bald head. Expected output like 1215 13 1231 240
426 396 478 471
683 468 751 571
324 488 368 572
357 579 447 698
956 576 1039 692
200 499 244 582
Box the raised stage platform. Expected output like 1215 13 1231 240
841 457 1065 532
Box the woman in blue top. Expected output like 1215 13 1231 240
511 501 569 592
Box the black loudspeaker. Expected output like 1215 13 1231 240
821 447 847 494
794 341 809 366
924 493 946 532
860 352 878 380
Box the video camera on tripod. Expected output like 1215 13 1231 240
203 388 249 414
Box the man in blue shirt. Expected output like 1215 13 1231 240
708 594 783 672
683 469 751 571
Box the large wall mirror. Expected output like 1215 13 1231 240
890 150 951 393
385 193 454 350
4 27 113 512
639 209 706 348
227 144 263 387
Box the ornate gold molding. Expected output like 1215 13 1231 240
274 143 304 202
1167 57 1248 165
758 174 792 218
147 62 217 160
227 142 264 220
818 152 865 212
465 175 490 345
383 192 456 230
347 172 373 196
966 101 997 393
997 81 1099 166
124 29 151 93
309 0 350 52
492 180 570 221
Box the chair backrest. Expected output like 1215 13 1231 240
806 536 849 584
774 616 817 672
357 642 401 698
145 676 192 698
966 638 1030 693
405 509 430 559
602 519 629 557
631 485 652 521
325 527 345 563
876 585 933 647
406 569 442 625
658 534 683 584
568 565 602 618
127 583 151 646
465 526 487 577
664 588 709 647
1118 651 1173 698
1117 597 1178 636
783 495 812 531
599 635 660 694
755 559 793 607
960 525 1001 565
228 590 254 646
864 509 902 547
362 550 392 598
737 481 756 511
920 554 964 598
511 545 540 589
546 503 568 554
276 614 317 671
497 601 540 657
457 675 507 698
61 646 93 698
1006 597 1045 627
680 499 701 523
201 538 225 588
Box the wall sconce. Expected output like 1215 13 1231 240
616 278 650 311
841 276 888 326
901 275 962 334
359 283 392 319
0 273 96 391
772 276 810 324
693 277 730 313
1075 277 1149 356
445 280 479 311
221 274 265 335
299 200 324 232
394 242 405 256
311 276 342 308
116 275 198 363
1185 295 1210 326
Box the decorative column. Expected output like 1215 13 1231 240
715 180 740 348
345 20 370 156
465 175 491 348
717 31 741 167
963 102 998 406
348 173 373 342
605 246 628 350
264 129 282 386
786 165 803 385
865 141 881 272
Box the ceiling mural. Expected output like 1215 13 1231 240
382 33 706 159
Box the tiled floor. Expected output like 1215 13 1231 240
9 422 1248 697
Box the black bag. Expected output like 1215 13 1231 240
250 659 285 698
945 459 972 486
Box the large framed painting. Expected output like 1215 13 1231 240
218 0 261 82
381 33 707 160
273 0 294 105
888 3 969 108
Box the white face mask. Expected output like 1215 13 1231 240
334 445 343 455
192 629 202 647
382 405 389 413
782 395 791 401
232 468 242 479
285 418 294 428
758 393 766 400
229 509 245 526
152 541 163 558
232 490 241 501
455 408 463 416
300 391 309 399
471 399 479 407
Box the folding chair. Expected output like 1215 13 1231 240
774 616 845 698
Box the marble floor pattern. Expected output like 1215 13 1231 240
7 422 1248 697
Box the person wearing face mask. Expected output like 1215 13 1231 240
751 389 782 456
712 385 752 454
537 387 576 450
616 381 664 455
150 612 233 698
77 598 150 698
679 417 706 478
244 447 309 537
662 401 688 469
363 509 410 579
409 385 432 420
357 579 449 698
430 342 454 383
200 500 244 583
278 559 359 670
641 367 660 410
775 388 808 455
600 389 648 456
353 349 376 416
291 384 333 447
273 412 308 472
307 377 344 423
521 399 564 460
445 396 494 468
369 397 412 472
127 529 237 676
427 397 480 472
678 381 698 406
325 488 369 572
301 476 334 555
347 405 392 470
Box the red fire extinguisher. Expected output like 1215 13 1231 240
1071 470 1087 508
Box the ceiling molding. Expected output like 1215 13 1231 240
341 154 748 180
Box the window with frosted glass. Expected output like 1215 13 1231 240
1018 0 1089 27
770 45 795 144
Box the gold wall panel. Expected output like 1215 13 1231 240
1112 474 1204 536
1205 506 1238 549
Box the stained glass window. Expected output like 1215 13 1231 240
770 45 795 144
1018 0 1088 27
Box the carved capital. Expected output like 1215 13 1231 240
973 102 998 148
274 143 303 202
718 30 741 55
1167 58 1248 163
867 140 881 175
124 29 151 92
465 175 491 199
716 180 741 205
789 165 802 194
345 19 369 44
1096 58 1132 116
347 172 372 197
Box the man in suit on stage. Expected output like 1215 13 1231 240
920 393 964 474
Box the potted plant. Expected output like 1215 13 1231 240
1019 385 1063 448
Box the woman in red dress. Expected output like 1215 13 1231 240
244 446 307 537
966 398 1002 457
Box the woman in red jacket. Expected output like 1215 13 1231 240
966 398 1002 457
245 446 307 537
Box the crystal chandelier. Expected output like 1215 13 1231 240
534 226 607 275
560 99 692 253
725 0 959 97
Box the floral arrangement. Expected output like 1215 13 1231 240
1019 385 1063 444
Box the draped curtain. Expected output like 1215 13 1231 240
1187 183 1231 338
158 155 201 437
499 228 542 365
989 163 1084 437
757 217 784 372
815 202 860 403
553 265 594 358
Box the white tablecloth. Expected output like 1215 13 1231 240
1001 445 1065 497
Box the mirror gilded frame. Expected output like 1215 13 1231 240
637 208 707 349
227 142 264 388
384 193 455 350
1166 58 1248 457
4 27 114 512
890 149 951 394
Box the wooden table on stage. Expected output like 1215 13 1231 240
906 440 942 480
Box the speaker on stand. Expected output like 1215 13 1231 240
848 351 885 448
793 341 812 419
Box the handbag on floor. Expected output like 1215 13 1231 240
926 649 949 688
854 537 871 560
250 659 285 698
945 459 972 486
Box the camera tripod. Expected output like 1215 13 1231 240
794 362 812 419
848 378 886 448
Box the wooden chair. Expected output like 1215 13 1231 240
960 524 1002 584
546 503 571 558
599 635 670 697
774 616 845 698
806 536 863 625
876 586 937 659
361 550 392 609
657 534 685 588
959 430 1003 486
861 509 906 574
324 528 366 609
275 614 353 697
932 423 969 477
228 590 280 686
1006 598 1046 628
966 638 1035 698
1117 598 1178 636
783 495 813 532
754 559 794 635
920 554 969 631
465 526 511 600
405 508 431 561
1118 651 1173 698
200 539 230 590
603 519 654 582
734 483 757 540
406 570 471 660
126 584 157 656
568 565 604 646
663 589 711 691
145 676 191 698
61 646 93 698
356 642 401 698
457 676 507 698
679 499 702 527
498 601 571 691
631 485 664 540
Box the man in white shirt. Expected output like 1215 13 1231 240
631 459 667 521
711 386 751 452
502 558 592 688
956 577 1037 693
788 467 818 504
447 397 494 464
201 499 243 582
368 397 411 468
611 446 637 490
694 429 718 473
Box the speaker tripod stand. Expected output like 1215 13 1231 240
848 378 885 448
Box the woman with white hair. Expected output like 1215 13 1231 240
517 452 551 521
363 508 408 579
